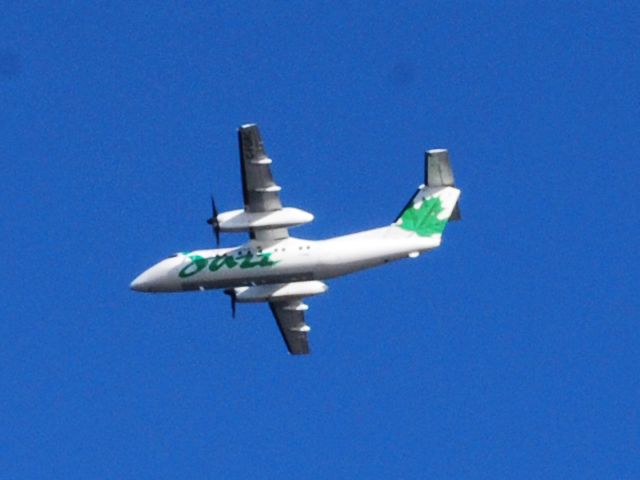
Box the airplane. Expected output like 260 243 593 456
131 124 462 355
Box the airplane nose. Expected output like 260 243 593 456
130 271 151 291
130 257 182 292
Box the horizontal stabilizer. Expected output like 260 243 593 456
426 149 461 221
426 149 455 187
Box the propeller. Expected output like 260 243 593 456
223 289 237 319
206 195 220 246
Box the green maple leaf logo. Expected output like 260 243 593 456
398 196 447 237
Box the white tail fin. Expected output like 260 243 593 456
337 148 461 243
390 147 461 238
392 186 460 239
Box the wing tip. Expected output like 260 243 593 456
287 343 311 355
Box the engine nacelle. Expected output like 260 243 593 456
232 281 328 303
216 207 313 232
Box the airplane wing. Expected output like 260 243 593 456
238 124 289 241
268 301 311 355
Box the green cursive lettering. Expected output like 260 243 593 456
179 255 208 278
178 251 279 278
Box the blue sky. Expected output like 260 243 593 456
1 2 639 478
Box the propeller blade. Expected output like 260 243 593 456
206 195 221 246
211 194 219 218
224 289 237 319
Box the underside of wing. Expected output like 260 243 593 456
268 301 311 355
238 124 289 241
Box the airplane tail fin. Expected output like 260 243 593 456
391 149 461 239
335 148 461 243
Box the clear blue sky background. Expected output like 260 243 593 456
1 2 638 478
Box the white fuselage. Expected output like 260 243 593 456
130 228 441 293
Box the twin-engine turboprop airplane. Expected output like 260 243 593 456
131 124 462 355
